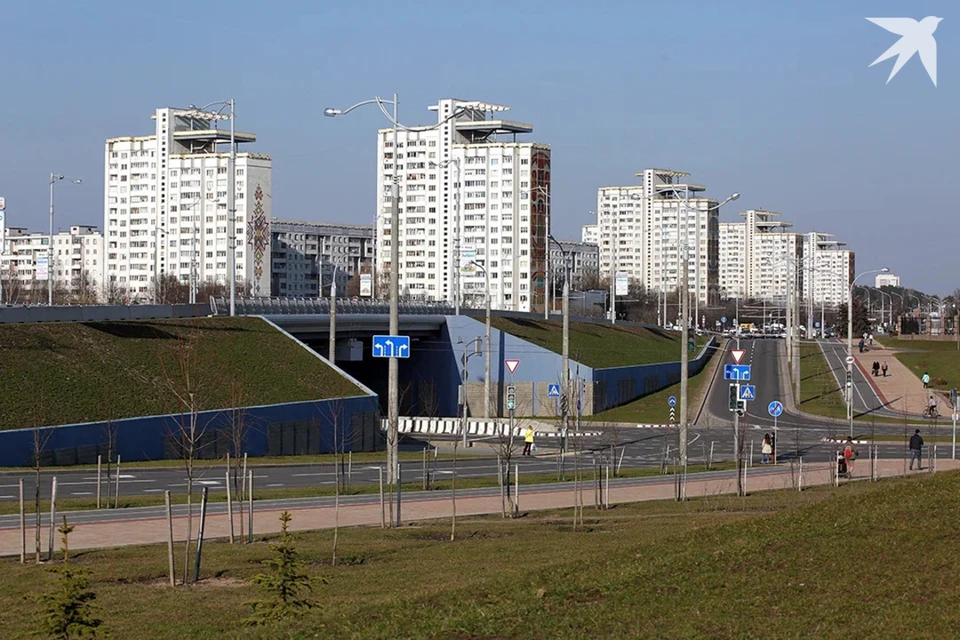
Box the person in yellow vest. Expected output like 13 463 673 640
522 425 535 456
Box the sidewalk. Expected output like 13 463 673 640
853 342 951 416
3 458 955 558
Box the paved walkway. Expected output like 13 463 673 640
853 342 951 416
3 458 955 558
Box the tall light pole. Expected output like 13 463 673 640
847 267 889 436
325 95 468 487
431 159 461 315
673 190 739 463
186 100 236 314
470 260 492 418
48 174 82 305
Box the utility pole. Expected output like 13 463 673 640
679 187 690 463
793 261 801 405
387 93 399 486
228 98 236 315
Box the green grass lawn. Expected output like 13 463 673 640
0 317 363 430
489 316 706 369
880 338 960 390
3 468 959 638
584 345 720 423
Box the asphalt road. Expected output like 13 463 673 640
818 339 899 418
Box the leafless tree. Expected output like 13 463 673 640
31 405 52 564
226 381 254 539
322 401 347 566
71 271 99 305
158 321 220 584
102 279 128 305
0 269 28 304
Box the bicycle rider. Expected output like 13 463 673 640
926 395 938 418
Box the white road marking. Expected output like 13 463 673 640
71 492 94 496
194 480 221 486
266 483 285 487
143 489 166 493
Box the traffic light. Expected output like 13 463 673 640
729 384 738 411
506 384 516 411
687 334 696 352
951 388 958 409
845 370 853 388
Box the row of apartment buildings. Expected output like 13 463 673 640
585 169 858 309
0 99 864 312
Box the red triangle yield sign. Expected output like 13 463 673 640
731 350 746 365
504 359 520 375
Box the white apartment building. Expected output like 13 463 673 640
718 222 746 298
875 273 900 288
741 210 803 302
803 232 853 307
0 225 104 301
375 99 549 312
596 169 719 306
104 107 272 302
581 224 599 245
549 240 599 291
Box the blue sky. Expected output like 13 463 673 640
0 0 955 293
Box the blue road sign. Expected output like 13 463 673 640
721 316 727 323
739 385 756 401
768 400 784 417
372 335 411 358
724 364 752 381
547 384 561 398
668 396 677 407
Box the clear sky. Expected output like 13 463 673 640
0 0 955 293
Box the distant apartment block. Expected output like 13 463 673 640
718 221 746 299
581 224 598 245
270 221 373 297
549 240 599 291
104 106 272 301
0 225 104 301
875 273 900 289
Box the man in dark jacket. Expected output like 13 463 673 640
909 429 924 471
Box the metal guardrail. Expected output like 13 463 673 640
210 296 455 316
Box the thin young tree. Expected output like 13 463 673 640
158 321 220 585
322 400 347 566
32 419 52 564
227 381 254 540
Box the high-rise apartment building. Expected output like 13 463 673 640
718 221 746 298
596 169 719 307
270 221 373 297
375 99 549 312
741 210 803 301
0 225 104 301
104 107 272 302
802 232 853 307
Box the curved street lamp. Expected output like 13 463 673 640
324 95 470 495
49 173 82 305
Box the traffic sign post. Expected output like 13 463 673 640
738 385 756 402
768 401 783 466
372 335 411 358
668 395 677 424
668 396 677 407
547 384 561 398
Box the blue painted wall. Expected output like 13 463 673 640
0 395 380 468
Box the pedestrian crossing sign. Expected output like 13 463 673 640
739 385 756 401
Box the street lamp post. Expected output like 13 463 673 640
468 260 493 418
847 268 889 436
662 188 739 464
325 95 469 489
48 174 82 305
549 236 571 428
186 100 236 314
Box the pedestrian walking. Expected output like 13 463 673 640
761 434 773 464
909 429 924 470
872 361 880 377
522 424 535 456
869 333 874 346
843 437 859 478
922 372 931 389
881 361 888 377
858 338 865 354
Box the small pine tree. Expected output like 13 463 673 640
36 516 103 639
244 512 322 625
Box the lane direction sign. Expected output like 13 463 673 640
505 359 520 375
668 396 677 407
372 335 411 358
724 364 751 381
721 316 727 323
768 400 784 417
739 385 756 401
731 349 746 365
547 384 561 398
